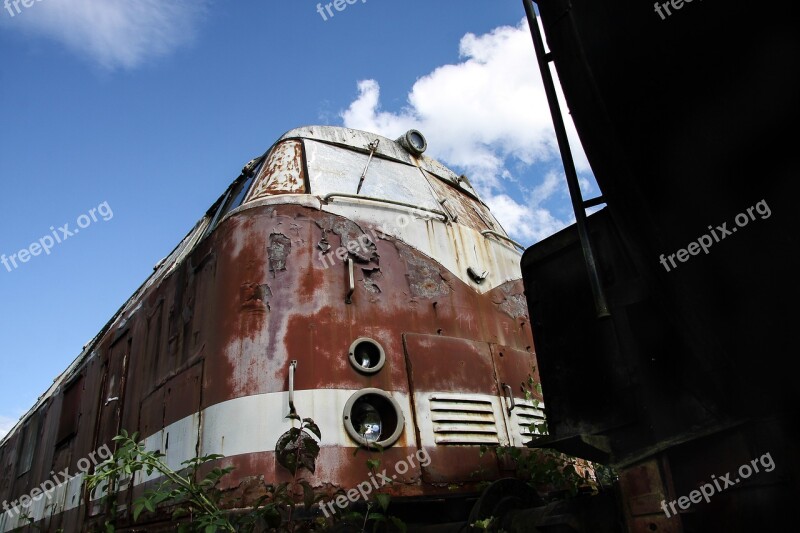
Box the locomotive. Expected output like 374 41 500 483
0 126 544 531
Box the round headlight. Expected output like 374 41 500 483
397 129 427 156
348 338 386 374
343 389 405 449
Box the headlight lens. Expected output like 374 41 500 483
353 402 382 443
343 388 405 449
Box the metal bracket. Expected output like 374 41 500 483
440 198 457 222
288 360 298 418
345 257 355 304
468 267 489 284
356 139 380 194
502 383 516 415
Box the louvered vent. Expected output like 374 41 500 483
515 400 546 443
430 394 500 445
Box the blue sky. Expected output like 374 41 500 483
0 0 596 438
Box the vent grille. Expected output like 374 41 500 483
515 400 546 443
430 395 499 445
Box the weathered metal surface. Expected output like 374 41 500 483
305 139 443 213
315 215 379 264
282 127 456 184
316 200 523 294
423 169 498 233
245 140 306 201
396 241 452 299
617 459 683 533
0 126 541 531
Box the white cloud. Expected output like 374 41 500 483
1 0 207 69
0 414 18 440
341 18 595 245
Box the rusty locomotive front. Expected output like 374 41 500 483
0 126 544 531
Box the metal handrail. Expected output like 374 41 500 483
481 230 525 251
322 193 448 221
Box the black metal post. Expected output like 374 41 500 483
522 0 610 318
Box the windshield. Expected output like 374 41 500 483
304 139 442 213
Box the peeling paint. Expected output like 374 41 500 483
361 267 382 295
241 282 272 312
268 233 292 275
246 140 306 201
493 285 529 320
396 242 451 299
315 216 378 263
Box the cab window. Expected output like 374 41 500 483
304 139 441 212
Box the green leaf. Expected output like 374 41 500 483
341 511 365 524
302 418 322 440
389 516 408 533
133 502 145 522
275 428 320 475
144 498 155 513
371 513 387 533
299 480 315 509
258 505 283 528
472 517 494 530
273 482 289 499
374 493 391 512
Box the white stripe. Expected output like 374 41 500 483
2 389 413 530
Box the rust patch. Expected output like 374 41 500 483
241 282 272 312
396 241 451 299
362 267 382 294
315 216 378 263
499 294 528 320
246 140 306 201
424 169 499 233
268 233 291 276
499 294 527 319
488 283 529 320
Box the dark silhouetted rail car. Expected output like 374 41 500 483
521 0 800 531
